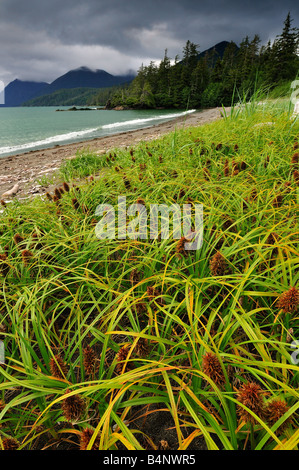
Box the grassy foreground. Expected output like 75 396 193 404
0 100 298 450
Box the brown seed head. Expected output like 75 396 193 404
264 399 292 433
13 233 24 246
237 382 265 424
291 152 299 167
178 188 186 199
232 160 239 171
202 352 226 386
266 232 279 245
203 167 210 180
63 182 70 192
210 251 228 276
54 188 62 200
224 159 229 177
146 286 164 306
272 194 283 207
130 268 140 286
21 250 33 266
61 389 85 422
0 323 6 339
134 301 147 315
264 155 270 168
83 345 96 376
2 437 20 450
80 427 101 450
53 195 60 205
136 198 145 205
123 177 131 189
176 236 189 258
134 337 148 358
115 344 132 374
0 399 5 413
50 354 68 379
72 198 80 210
277 286 299 314
222 215 237 233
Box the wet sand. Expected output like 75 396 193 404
0 106 230 201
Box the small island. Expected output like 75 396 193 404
55 106 102 111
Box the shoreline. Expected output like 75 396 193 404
0 106 229 201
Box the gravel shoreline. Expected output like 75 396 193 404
0 106 230 201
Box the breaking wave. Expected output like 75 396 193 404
101 109 196 129
0 127 99 155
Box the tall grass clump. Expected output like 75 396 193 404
0 100 298 450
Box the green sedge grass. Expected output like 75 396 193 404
0 99 298 450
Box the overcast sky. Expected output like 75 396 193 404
0 0 298 85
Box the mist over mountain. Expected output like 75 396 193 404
37 66 135 96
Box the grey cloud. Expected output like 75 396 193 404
0 1 298 83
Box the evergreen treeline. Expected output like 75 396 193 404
105 13 299 110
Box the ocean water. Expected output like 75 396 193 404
0 106 196 158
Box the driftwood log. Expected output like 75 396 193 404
1 183 19 198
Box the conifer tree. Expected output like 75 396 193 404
270 12 299 81
105 14 298 110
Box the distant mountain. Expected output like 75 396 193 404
198 41 239 65
43 66 135 94
198 41 231 59
0 79 48 107
177 41 238 68
1 66 136 107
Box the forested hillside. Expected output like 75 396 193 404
23 85 124 107
104 13 299 110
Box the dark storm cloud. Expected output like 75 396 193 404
0 0 298 84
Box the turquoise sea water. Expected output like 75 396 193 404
0 106 196 158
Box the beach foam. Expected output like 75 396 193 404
101 109 196 129
0 127 99 155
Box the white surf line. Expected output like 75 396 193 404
0 127 99 156
102 109 196 129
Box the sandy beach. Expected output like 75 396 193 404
0 106 230 201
